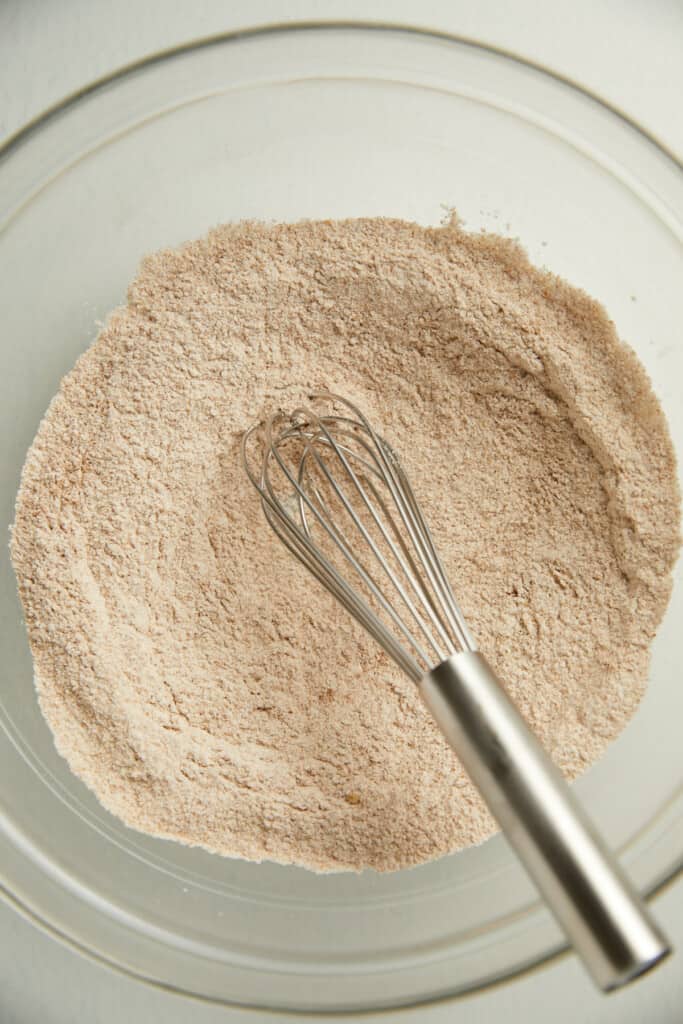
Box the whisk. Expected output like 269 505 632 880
242 392 669 990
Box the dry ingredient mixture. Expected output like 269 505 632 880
11 218 680 872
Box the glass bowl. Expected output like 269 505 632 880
0 23 681 1014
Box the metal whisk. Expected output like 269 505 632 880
242 392 669 991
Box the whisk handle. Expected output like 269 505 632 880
420 651 670 991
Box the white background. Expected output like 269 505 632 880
1 2 681 1021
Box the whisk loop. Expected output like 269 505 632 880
242 394 474 681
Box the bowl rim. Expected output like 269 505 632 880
2 19 681 172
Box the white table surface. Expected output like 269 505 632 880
1 2 681 1021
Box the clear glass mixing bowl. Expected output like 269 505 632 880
0 23 681 1014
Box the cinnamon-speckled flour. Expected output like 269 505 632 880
11 218 680 872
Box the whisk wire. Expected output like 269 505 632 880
298 417 451 664
258 414 432 675
388 451 475 652
320 397 473 653
242 394 476 681
262 502 422 680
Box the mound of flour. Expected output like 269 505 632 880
11 218 680 871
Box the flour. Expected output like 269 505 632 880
11 218 680 872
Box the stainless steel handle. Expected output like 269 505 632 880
419 651 670 990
